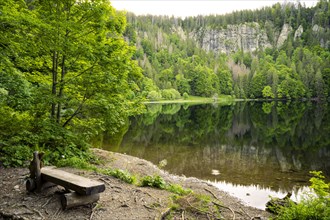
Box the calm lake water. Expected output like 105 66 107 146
102 101 330 209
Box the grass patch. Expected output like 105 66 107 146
166 183 193 196
101 168 137 184
144 95 235 104
56 156 97 171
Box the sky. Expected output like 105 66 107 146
111 0 319 18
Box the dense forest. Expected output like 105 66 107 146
1 0 330 166
124 0 330 100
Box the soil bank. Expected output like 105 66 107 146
0 148 272 219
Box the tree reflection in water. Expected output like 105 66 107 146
102 101 330 208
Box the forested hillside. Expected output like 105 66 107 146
1 0 330 167
124 0 330 100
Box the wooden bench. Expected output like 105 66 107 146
26 151 105 209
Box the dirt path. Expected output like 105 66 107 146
0 149 272 219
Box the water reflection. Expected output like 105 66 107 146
102 101 330 208
211 181 309 210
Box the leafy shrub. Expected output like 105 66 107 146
103 169 136 184
0 145 33 167
140 175 166 189
275 171 330 220
309 171 330 198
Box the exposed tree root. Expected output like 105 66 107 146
212 201 235 220
204 188 219 200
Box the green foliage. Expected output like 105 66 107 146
0 70 31 110
262 86 275 99
1 0 330 168
56 156 96 171
161 89 181 100
103 169 136 184
126 3 329 101
147 90 162 101
183 92 189 100
262 102 275 114
0 0 143 167
166 184 193 196
275 171 330 220
277 77 306 99
0 145 33 167
217 69 233 95
140 175 166 189
309 171 330 198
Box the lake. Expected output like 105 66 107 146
102 101 330 209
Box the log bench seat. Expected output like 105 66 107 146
41 166 105 195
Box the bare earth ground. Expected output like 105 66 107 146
0 149 272 220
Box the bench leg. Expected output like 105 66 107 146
61 192 100 209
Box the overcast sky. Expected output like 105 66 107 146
111 0 319 18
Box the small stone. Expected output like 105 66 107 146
23 197 33 201
14 185 20 190
246 193 250 196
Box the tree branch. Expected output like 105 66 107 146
64 62 98 85
62 94 88 128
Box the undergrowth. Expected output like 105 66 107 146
274 171 330 220
168 193 222 219
0 145 33 167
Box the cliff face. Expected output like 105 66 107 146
187 22 329 54
276 23 292 48
190 22 271 53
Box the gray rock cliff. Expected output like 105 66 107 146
177 22 329 54
184 22 317 54
189 23 271 54
277 23 292 48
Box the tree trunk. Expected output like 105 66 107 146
51 51 58 119
57 55 66 123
